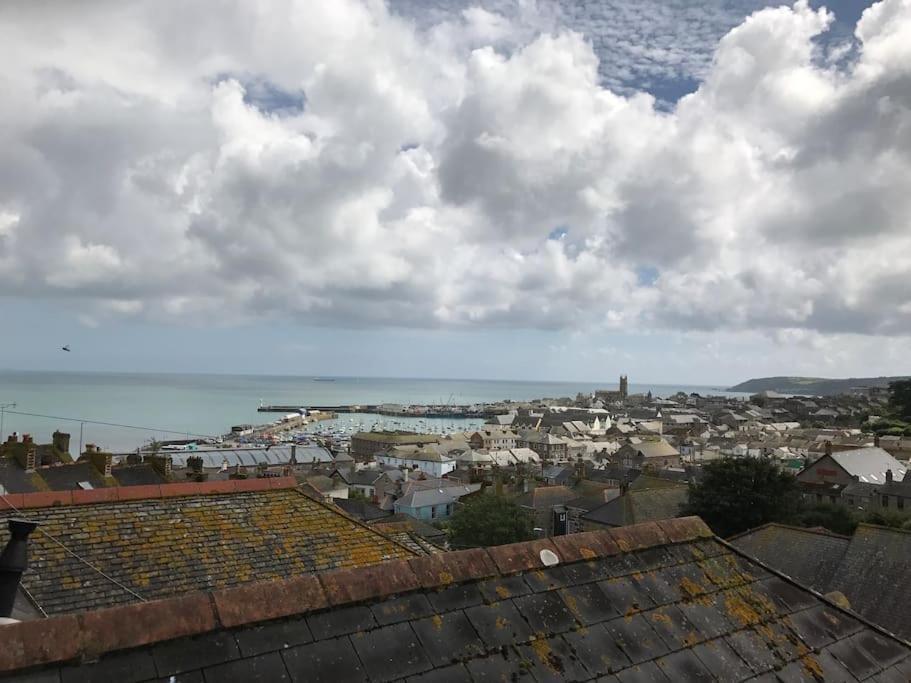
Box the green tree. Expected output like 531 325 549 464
448 493 535 548
683 457 802 538
791 503 858 536
889 379 911 420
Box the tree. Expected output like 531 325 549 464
683 457 802 538
889 379 911 420
448 493 535 548
791 503 858 536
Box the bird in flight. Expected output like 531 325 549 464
61 345 71 352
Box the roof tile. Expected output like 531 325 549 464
407 547 496 589
213 574 327 628
486 537 561 575
79 593 216 658
0 614 81 672
281 636 364 683
320 557 419 606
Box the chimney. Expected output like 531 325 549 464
290 444 297 465
88 450 112 478
0 518 39 619
874 435 881 448
886 469 893 484
52 431 71 456
824 441 832 456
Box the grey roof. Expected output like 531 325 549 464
729 524 850 591
39 462 107 491
165 445 333 469
16 517 911 682
827 525 911 641
395 483 481 509
0 457 40 493
829 447 907 484
516 485 577 509
111 464 167 487
732 522 911 641
333 498 392 522
582 487 688 527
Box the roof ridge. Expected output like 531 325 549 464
855 521 911 536
726 521 851 541
0 476 300 510
0 517 713 673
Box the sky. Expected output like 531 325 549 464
1 0 910 385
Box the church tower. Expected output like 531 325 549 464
619 375 628 399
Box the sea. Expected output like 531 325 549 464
0 371 745 452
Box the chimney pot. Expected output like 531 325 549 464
0 518 39 618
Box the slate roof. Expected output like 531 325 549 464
4 517 911 682
0 457 41 493
38 462 109 490
730 522 911 641
394 483 481 509
334 498 393 522
582 486 689 528
110 463 168 487
828 447 907 484
729 524 851 592
0 478 416 617
516 485 577 509
826 525 911 642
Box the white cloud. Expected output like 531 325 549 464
0 0 910 355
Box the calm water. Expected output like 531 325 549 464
0 371 742 451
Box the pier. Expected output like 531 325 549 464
257 404 500 418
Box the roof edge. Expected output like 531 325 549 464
0 516 712 673
0 476 299 510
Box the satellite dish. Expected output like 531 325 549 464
539 549 560 567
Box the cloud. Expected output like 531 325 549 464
1 0 910 348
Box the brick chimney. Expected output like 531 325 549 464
52 431 71 456
88 451 112 478
824 441 832 456
886 469 893 484
874 434 881 448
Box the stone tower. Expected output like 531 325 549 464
619 375 628 399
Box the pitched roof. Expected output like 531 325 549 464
515 485 577 509
395 483 481 509
828 447 907 484
4 517 910 681
729 523 850 591
0 478 416 617
731 522 911 641
582 486 689 527
826 524 911 641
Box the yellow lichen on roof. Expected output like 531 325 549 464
3 488 415 616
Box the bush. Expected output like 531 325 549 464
448 493 535 548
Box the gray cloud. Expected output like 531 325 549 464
0 0 910 344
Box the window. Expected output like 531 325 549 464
882 495 889 508
431 506 437 519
